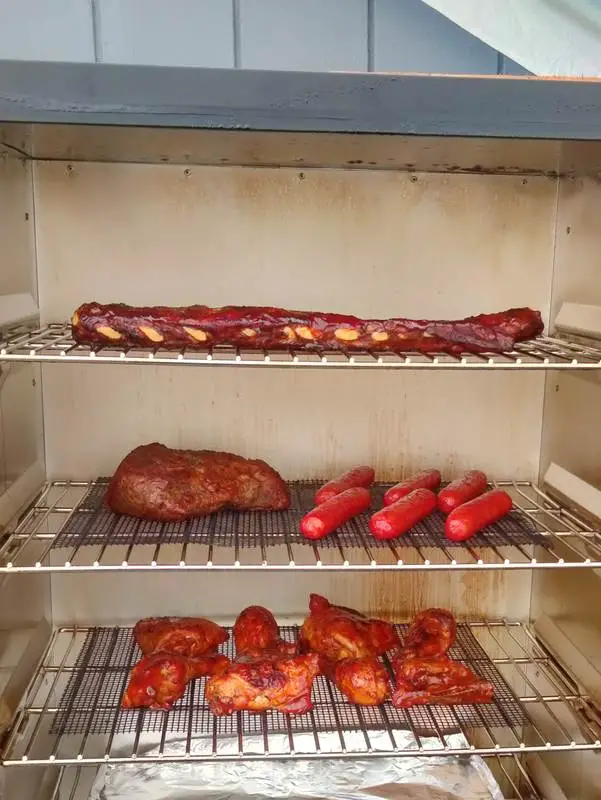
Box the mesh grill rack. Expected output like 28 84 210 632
3 323 601 370
53 480 540 551
51 624 526 738
6 620 601 764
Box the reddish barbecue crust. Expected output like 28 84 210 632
299 594 400 661
133 616 229 657
106 443 291 521
234 606 298 657
72 302 544 355
205 652 320 715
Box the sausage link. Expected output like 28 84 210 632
300 488 371 540
445 489 513 542
369 488 437 541
384 469 441 506
315 466 375 505
437 470 488 514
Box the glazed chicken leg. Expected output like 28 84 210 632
323 656 390 705
122 651 229 710
133 616 229 657
299 594 400 661
233 605 297 658
122 615 230 711
299 594 398 706
401 608 456 659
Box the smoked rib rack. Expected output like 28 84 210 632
3 323 601 369
4 620 601 765
3 479 601 572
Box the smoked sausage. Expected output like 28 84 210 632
437 470 488 514
384 469 441 506
369 488 437 541
315 467 375 505
445 489 513 542
300 488 371 540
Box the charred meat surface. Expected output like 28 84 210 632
121 651 229 711
299 593 400 661
234 606 298 658
133 616 229 658
205 652 320 715
391 654 494 708
73 302 544 355
106 443 290 521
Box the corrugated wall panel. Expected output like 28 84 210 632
239 0 368 71
373 0 498 74
95 0 234 67
0 0 95 62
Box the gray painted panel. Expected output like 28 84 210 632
239 0 367 71
502 56 531 76
0 61 598 140
0 0 95 62
374 0 497 74
96 0 234 67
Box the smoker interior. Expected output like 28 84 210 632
3 74 601 799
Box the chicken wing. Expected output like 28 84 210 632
205 652 320 715
122 651 229 711
391 653 494 708
401 608 456 658
133 616 229 658
234 606 297 658
299 594 400 661
325 657 390 705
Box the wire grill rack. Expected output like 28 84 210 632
52 480 540 550
5 621 601 765
3 479 601 571
51 624 524 738
3 323 601 369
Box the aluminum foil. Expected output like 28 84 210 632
88 731 505 800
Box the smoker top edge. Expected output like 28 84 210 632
1 60 601 141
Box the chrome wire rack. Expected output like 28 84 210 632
4 620 601 766
3 323 601 369
2 479 601 572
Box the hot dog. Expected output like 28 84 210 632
300 488 371 540
437 470 488 514
384 469 442 506
369 488 437 541
445 489 513 542
315 466 375 505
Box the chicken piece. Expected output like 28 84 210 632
234 606 297 658
205 652 320 715
391 653 494 708
299 593 400 662
134 616 228 658
324 657 390 705
122 651 229 711
401 608 456 659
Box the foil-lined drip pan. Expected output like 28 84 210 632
89 731 505 800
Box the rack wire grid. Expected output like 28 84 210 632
4 620 601 766
2 478 601 572
3 322 601 369
50 755 546 800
